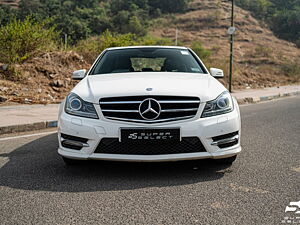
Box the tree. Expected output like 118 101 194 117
149 0 190 13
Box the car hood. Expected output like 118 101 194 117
72 72 227 103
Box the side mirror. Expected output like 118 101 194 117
210 68 224 78
72 69 86 80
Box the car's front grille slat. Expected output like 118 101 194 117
101 109 139 113
158 100 200 104
99 95 200 123
105 115 195 123
161 108 198 112
100 101 142 104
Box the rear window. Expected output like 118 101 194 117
90 48 207 75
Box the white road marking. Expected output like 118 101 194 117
0 131 57 142
291 166 300 173
0 157 9 169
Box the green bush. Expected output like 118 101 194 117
127 16 147 36
296 38 300 49
75 31 174 63
75 31 139 63
281 63 300 78
138 35 174 46
191 41 211 60
254 45 272 58
0 16 59 64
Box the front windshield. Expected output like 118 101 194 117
90 48 207 75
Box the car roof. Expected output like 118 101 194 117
105 46 188 51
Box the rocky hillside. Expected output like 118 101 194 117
0 51 89 104
151 0 300 89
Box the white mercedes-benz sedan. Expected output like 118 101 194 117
58 46 241 165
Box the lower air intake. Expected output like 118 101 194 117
94 137 206 155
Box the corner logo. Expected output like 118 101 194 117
285 201 300 214
282 201 300 224
139 98 161 120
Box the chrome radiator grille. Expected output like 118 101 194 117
99 96 200 123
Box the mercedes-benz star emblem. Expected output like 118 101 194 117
139 98 161 120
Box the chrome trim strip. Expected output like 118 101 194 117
106 115 195 123
158 100 200 103
61 138 90 147
161 108 198 112
100 101 142 104
102 109 139 113
211 135 239 146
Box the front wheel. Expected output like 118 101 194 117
215 155 237 164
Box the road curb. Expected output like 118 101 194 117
0 90 299 135
235 90 300 105
0 120 58 135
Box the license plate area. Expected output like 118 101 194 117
120 128 181 143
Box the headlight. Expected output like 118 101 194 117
201 91 233 118
65 93 98 119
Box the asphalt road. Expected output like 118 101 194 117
0 96 299 225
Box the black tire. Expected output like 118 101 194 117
62 156 80 165
215 155 237 164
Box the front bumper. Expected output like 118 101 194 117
58 101 241 162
